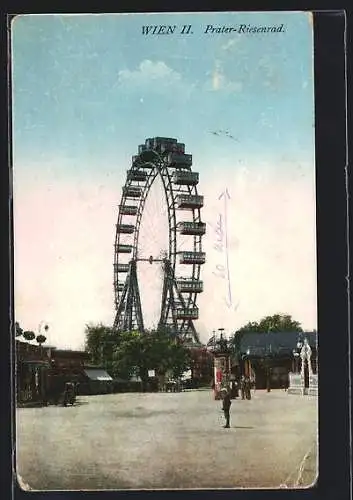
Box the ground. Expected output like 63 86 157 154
16 389 318 491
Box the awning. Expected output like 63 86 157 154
84 369 113 381
19 360 50 367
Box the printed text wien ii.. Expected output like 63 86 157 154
142 24 285 35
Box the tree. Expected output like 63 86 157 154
111 329 191 389
15 322 23 338
230 314 303 355
235 314 303 334
146 330 191 380
236 321 261 334
22 331 35 342
84 323 191 387
112 330 145 380
168 342 191 379
36 334 47 346
84 323 119 370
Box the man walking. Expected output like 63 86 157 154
221 388 232 428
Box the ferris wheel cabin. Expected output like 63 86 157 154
114 263 129 273
179 251 206 265
116 244 133 254
116 223 135 234
116 282 125 292
119 205 138 216
136 137 193 170
172 170 199 186
167 153 192 169
175 307 199 320
177 221 206 235
127 169 148 182
123 186 142 198
138 137 187 156
176 279 204 293
176 194 204 209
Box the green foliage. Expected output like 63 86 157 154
235 314 303 334
84 323 119 368
230 314 303 355
168 342 191 379
16 323 48 345
84 324 191 383
22 331 35 341
36 334 47 346
112 329 191 381
112 330 145 380
15 322 23 337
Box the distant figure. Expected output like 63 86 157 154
244 376 251 400
240 376 246 400
63 382 76 406
221 388 232 428
230 380 238 398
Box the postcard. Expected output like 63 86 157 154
12 11 318 490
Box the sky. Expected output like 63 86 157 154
12 12 317 349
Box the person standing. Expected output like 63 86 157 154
245 376 252 400
221 388 232 428
240 375 246 400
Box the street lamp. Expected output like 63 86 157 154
213 329 228 355
266 325 273 393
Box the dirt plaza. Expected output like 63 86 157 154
16 389 318 490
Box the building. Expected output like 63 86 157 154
188 346 213 386
234 331 318 389
79 365 114 395
15 340 112 404
16 340 50 404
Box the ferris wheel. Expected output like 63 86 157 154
113 137 206 345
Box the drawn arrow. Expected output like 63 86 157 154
218 189 232 306
225 298 240 312
218 188 231 201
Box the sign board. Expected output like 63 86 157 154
181 369 192 381
148 370 155 378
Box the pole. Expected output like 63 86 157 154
266 327 271 392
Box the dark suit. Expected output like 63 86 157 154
222 393 232 428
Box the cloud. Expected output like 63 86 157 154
116 60 194 95
118 60 180 84
205 61 243 93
